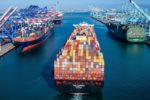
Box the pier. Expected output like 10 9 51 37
0 43 15 57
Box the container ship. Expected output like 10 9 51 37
54 23 104 94
90 0 149 43
12 5 64 52
91 10 147 43
52 11 63 24
13 18 54 52
36 10 63 25
105 21 146 42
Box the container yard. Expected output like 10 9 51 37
54 22 104 94
0 43 15 57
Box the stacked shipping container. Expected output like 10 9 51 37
127 26 146 42
54 23 104 93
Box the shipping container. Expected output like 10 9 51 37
54 22 105 94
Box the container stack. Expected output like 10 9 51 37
54 23 104 94
127 26 146 42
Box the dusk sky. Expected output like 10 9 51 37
0 0 149 11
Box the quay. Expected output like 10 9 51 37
0 43 15 57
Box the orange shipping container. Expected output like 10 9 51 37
54 23 104 81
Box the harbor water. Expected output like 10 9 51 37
0 13 150 100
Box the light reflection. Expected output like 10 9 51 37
71 94 82 100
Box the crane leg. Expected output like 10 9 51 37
149 25 150 37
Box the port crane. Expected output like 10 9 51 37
129 0 150 36
0 7 17 39
89 6 103 20
0 7 17 29
90 0 150 36
0 7 12 22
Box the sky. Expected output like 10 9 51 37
0 0 149 11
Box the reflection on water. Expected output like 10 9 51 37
52 92 103 100
125 44 145 55
42 61 56 90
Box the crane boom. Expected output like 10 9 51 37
130 0 150 36
0 7 17 29
0 7 12 22
130 0 150 21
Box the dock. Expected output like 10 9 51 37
91 16 109 25
0 43 15 57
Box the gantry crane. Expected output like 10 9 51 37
0 7 17 39
129 0 150 36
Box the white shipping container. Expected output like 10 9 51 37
70 68 72 71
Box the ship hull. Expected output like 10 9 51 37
53 17 62 24
14 27 54 52
55 81 104 94
91 16 146 43
106 23 146 43
53 19 62 24
54 23 104 94
91 16 127 41
91 16 107 25
145 35 150 44
106 23 128 42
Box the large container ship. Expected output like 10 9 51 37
54 23 104 94
91 11 147 43
105 21 146 42
35 10 63 25
52 11 63 24
90 0 149 43
13 19 54 52
12 5 64 52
